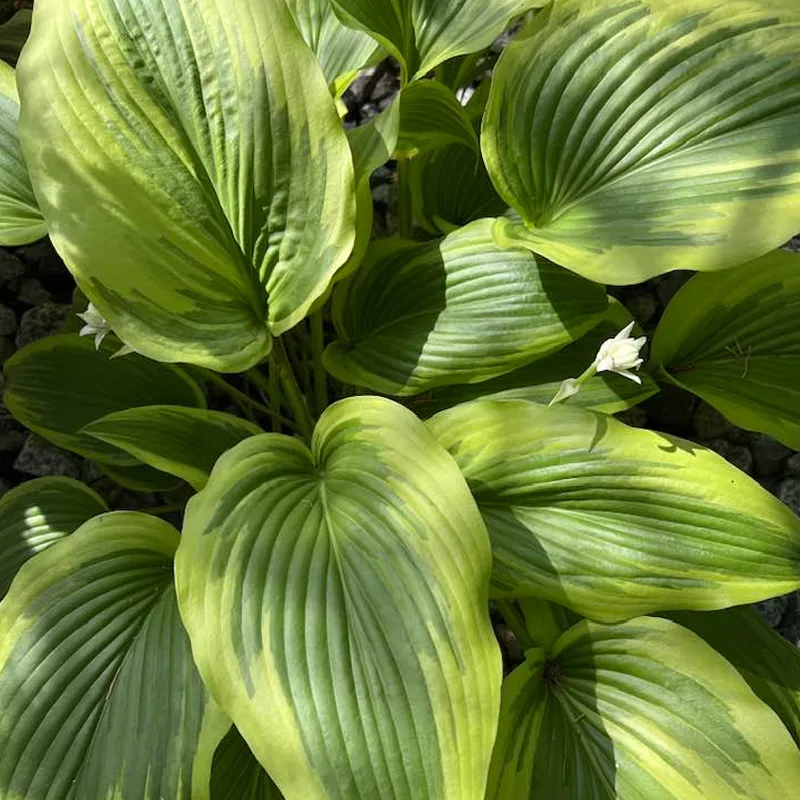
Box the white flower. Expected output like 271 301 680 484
77 303 134 358
593 321 647 384
77 302 112 350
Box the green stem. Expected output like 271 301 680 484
310 310 328 416
397 158 413 239
263 343 315 441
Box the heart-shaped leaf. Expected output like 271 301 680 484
326 218 608 395
0 512 230 800
482 0 800 284
0 61 45 245
488 616 800 798
18 0 356 370
176 397 501 799
4 334 205 464
428 399 800 622
652 249 800 450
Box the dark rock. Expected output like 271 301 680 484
705 438 753 475
624 292 658 327
17 277 52 306
15 302 70 348
615 406 648 428
754 595 789 629
784 453 800 477
785 237 800 253
0 305 17 336
0 476 10 499
655 271 692 307
0 250 25 285
777 478 800 516
15 239 66 277
0 336 14 366
641 383 697 431
778 592 800 647
749 434 792 477
0 417 27 453
692 403 733 441
14 434 82 479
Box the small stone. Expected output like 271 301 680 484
615 406 648 428
749 434 792 477
17 277 52 306
0 251 25 285
624 292 658 326
777 592 800 647
785 237 800 253
15 302 70 348
14 434 82 479
0 417 27 453
754 595 790 629
705 438 753 474
16 239 65 277
80 460 105 484
777 478 800 516
0 305 17 336
692 403 733 440
0 336 14 366
641 384 697 431
0 477 10 500
784 453 800 476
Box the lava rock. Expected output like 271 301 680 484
14 434 82 479
749 434 792 477
655 271 692 307
641 384 697 431
754 595 790 629
705 438 753 475
624 292 658 327
784 453 800 477
0 251 25 285
16 239 66 278
693 403 734 441
777 478 800 516
0 305 17 336
0 476 10 499
0 417 27 453
615 406 648 428
17 277 52 306
15 302 70 348
0 336 14 366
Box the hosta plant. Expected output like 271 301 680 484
1 0 800 798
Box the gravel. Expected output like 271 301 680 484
15 302 70 348
14 434 83 480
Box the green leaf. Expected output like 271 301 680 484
408 299 658 416
211 727 284 800
428 399 800 623
410 142 508 235
395 80 477 159
0 10 31 66
482 0 800 284
0 60 45 246
325 218 608 396
176 396 501 799
487 616 800 799
286 0 378 96
0 512 230 800
86 406 264 491
17 0 356 371
667 607 800 746
97 460 186 493
651 250 800 450
4 334 206 465
0 477 107 599
331 0 534 81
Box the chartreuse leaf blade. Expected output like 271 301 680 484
488 616 800 799
286 0 377 96
85 406 263 491
395 80 477 159
0 477 107 599
325 218 608 396
3 334 205 465
651 250 800 450
331 0 534 80
0 10 32 66
17 0 355 370
176 397 501 799
0 61 45 246
428 400 800 623
0 512 230 800
408 299 657 417
483 0 800 284
667 607 800 745
210 728 284 800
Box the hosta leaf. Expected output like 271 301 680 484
331 0 534 80
0 60 45 246
0 10 32 66
0 512 230 800
668 607 800 745
3 334 205 465
325 218 608 396
0 477 106 599
428 399 800 623
176 397 501 799
97 460 186 493
210 727 284 800
487 617 800 799
17 0 355 371
286 0 377 96
408 299 657 416
86 406 263 491
395 80 477 159
651 250 800 450
410 142 508 234
482 0 800 284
